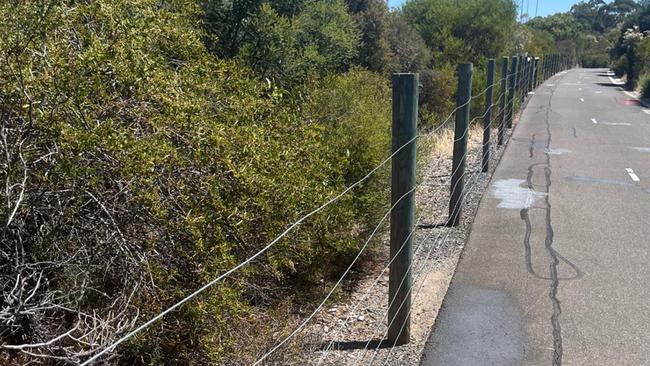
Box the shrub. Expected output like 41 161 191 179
0 1 389 364
640 73 650 99
613 56 628 77
582 54 610 68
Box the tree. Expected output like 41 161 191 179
345 0 392 72
385 13 431 74
402 0 518 65
528 12 585 41
202 0 360 87
200 0 307 57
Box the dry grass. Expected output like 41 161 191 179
419 122 486 161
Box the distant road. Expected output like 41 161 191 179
421 68 650 366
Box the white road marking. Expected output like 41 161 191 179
528 92 535 95
626 168 641 182
632 147 650 153
603 122 632 126
624 91 639 99
578 88 583 91
609 76 625 85
580 98 585 102
595 91 603 94
591 118 598 124
547 84 555 87
643 109 650 115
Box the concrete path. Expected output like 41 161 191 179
421 69 650 366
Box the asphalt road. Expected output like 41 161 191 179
421 68 650 366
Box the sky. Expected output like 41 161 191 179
387 0 577 18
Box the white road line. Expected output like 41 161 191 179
580 98 585 102
578 88 583 91
626 168 641 182
624 91 639 99
609 76 625 85
603 122 632 126
591 118 598 124
595 91 603 94
643 109 650 115
547 84 555 87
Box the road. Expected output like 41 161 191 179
421 68 650 366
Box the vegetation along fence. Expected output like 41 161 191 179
71 52 573 365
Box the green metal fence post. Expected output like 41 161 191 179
498 56 508 146
388 73 418 346
507 56 518 129
482 59 495 173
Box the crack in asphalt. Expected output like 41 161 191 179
529 134 536 158
519 75 576 366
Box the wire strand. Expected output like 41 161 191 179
252 186 416 365
351 140 487 366
80 135 421 365
365 167 486 366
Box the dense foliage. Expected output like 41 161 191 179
0 1 392 364
610 1 650 89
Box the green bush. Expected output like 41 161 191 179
613 56 628 77
582 54 610 68
640 73 650 99
0 1 389 364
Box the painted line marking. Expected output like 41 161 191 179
580 98 585 102
547 84 555 87
603 122 632 126
626 168 641 182
609 76 625 85
528 92 535 95
591 118 598 124
595 91 603 94
624 91 638 99
578 88 583 91
643 109 650 115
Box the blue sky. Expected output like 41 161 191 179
387 0 576 18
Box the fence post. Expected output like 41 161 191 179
388 73 418 346
528 56 535 93
448 63 473 227
522 56 529 102
515 55 524 99
482 59 495 173
507 56 518 129
498 56 508 146
534 57 540 88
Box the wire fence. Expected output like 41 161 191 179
78 53 572 366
